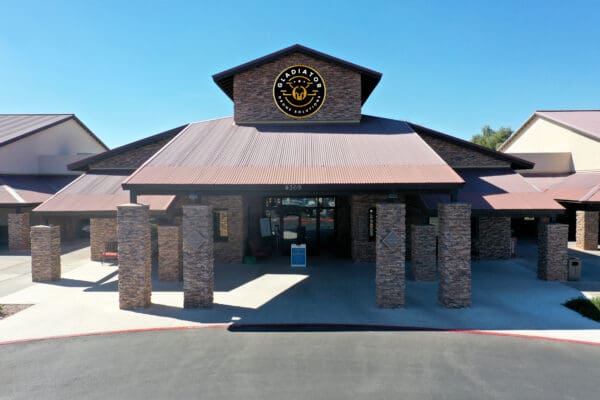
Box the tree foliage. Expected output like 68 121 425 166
471 125 513 150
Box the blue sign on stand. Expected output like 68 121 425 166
291 244 307 268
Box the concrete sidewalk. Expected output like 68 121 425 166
0 241 599 344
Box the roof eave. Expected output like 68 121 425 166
0 114 73 149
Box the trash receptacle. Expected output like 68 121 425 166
568 257 581 281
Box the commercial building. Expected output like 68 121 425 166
34 45 565 309
0 114 107 249
499 110 600 250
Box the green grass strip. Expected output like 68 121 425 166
564 297 600 322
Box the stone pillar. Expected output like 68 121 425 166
30 225 61 282
576 210 598 250
411 224 436 281
182 205 214 308
375 203 405 308
478 216 512 259
538 223 568 281
90 217 118 261
117 204 151 309
438 203 471 308
158 225 182 281
8 213 30 251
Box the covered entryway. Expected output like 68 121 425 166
263 196 347 256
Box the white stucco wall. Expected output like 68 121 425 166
504 117 600 172
0 119 105 174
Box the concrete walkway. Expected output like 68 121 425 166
0 241 599 343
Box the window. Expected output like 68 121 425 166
368 207 376 241
213 209 228 241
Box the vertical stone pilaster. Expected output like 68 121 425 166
30 225 61 282
438 203 471 308
478 216 512 259
117 204 151 309
183 205 214 308
375 203 405 308
90 217 118 261
8 213 30 251
576 211 598 251
538 223 568 281
158 225 182 281
411 224 436 281
350 194 388 262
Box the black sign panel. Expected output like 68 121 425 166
273 65 326 118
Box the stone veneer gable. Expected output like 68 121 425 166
420 134 511 168
233 52 361 124
90 138 172 170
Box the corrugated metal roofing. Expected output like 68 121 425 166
527 172 600 203
537 110 600 141
0 175 76 205
123 116 463 188
0 114 73 146
421 169 564 212
34 172 175 213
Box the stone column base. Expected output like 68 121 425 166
8 213 30 251
375 203 406 308
158 225 182 281
576 211 598 250
538 223 568 281
478 216 511 259
411 224 436 281
117 204 151 309
183 205 214 308
90 218 118 261
438 203 471 308
31 225 61 282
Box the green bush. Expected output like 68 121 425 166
564 297 600 322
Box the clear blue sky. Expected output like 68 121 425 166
1 0 599 148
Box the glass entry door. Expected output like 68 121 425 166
264 197 336 255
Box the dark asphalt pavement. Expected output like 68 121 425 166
1 328 599 399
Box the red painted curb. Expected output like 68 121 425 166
0 324 230 346
1 323 599 347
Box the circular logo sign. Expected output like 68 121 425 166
273 65 326 118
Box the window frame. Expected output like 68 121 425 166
213 209 229 242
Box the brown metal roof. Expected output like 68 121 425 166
536 110 600 141
123 116 463 191
0 175 76 206
34 172 175 214
421 169 564 214
526 172 600 203
212 44 382 106
0 114 107 150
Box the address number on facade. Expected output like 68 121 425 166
284 185 303 191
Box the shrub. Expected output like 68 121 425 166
564 297 600 322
